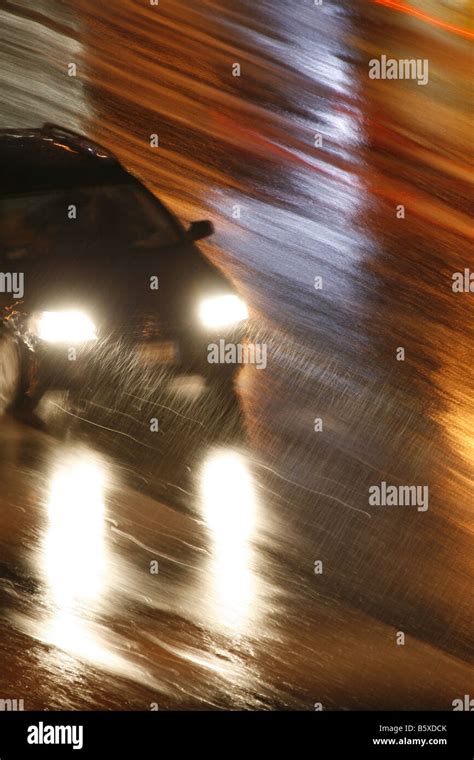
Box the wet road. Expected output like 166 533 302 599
0 0 473 709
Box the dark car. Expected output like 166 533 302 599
0 124 248 421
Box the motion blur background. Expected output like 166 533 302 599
0 0 473 709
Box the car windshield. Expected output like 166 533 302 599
0 183 184 263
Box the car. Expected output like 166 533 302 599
0 123 249 422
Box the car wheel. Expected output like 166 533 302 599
0 332 24 414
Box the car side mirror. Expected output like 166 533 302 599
186 220 214 242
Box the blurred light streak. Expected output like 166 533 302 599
372 0 474 40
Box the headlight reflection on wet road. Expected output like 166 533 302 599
39 451 114 665
35 447 174 695
43 453 107 607
200 449 258 635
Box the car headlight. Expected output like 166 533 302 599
33 311 97 344
198 295 248 328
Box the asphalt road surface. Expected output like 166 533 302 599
0 0 473 709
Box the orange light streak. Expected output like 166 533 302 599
372 0 474 41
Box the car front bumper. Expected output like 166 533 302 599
27 323 247 392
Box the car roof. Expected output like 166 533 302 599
0 124 131 195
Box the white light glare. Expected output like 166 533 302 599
36 311 97 343
199 295 248 329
